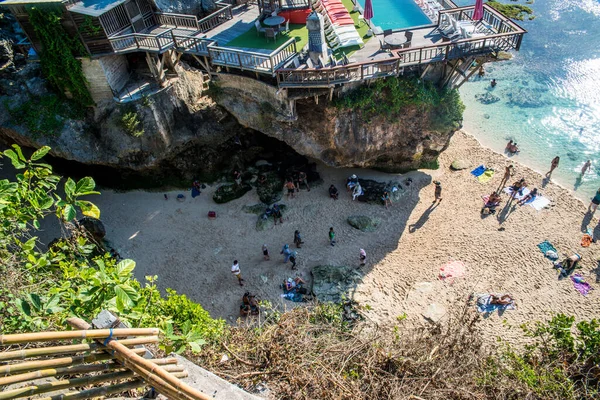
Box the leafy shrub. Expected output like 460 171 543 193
487 0 534 21
120 110 144 137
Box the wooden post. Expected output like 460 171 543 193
455 59 481 89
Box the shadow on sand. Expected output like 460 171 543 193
408 201 439 233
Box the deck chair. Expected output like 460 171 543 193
255 20 266 37
306 57 315 68
265 28 278 42
379 39 391 53
383 29 393 37
281 20 290 34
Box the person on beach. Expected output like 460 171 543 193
289 251 298 270
589 187 600 213
581 160 592 176
272 203 283 225
478 66 485 77
505 140 514 152
346 174 359 192
490 294 513 305
294 230 304 248
296 171 310 192
546 156 560 177
233 170 242 186
359 248 367 268
329 227 336 246
231 260 244 286
262 244 270 261
329 184 339 200
352 183 363 201
381 191 392 209
490 79 497 88
500 165 514 188
433 181 442 203
281 244 292 263
510 178 527 197
518 188 538 206
555 253 582 277
285 179 296 199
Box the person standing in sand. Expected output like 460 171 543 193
281 244 292 263
262 244 270 261
546 156 560 177
289 251 298 270
329 227 336 247
500 165 514 188
294 230 304 248
296 171 310 192
581 160 592 176
231 260 244 286
285 179 296 199
359 249 366 268
272 203 283 225
589 187 600 213
433 181 442 203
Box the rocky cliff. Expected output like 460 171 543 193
0 60 457 185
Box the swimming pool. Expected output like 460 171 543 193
356 0 431 30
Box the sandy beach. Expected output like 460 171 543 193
37 131 600 345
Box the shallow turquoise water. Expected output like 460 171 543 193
455 0 600 202
356 0 431 30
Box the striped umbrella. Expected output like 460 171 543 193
473 0 484 20
363 0 374 23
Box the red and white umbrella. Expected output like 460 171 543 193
363 0 374 23
473 0 484 20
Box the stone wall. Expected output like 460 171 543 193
80 58 114 103
99 55 130 94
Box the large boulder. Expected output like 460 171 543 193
347 215 381 232
311 265 364 303
255 171 283 204
77 217 106 241
213 183 252 204
355 179 405 204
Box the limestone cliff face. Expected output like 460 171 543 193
214 74 453 172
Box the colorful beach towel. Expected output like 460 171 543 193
503 186 530 200
571 274 593 296
529 196 551 210
537 240 558 260
582 234 593 247
477 169 495 183
471 165 486 177
439 261 466 284
476 294 515 314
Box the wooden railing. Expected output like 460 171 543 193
276 4 526 87
108 28 176 53
197 2 234 33
174 34 217 56
155 12 199 30
209 38 297 75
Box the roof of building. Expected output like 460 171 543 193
67 0 127 17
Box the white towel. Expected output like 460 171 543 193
503 186 530 200
529 196 551 211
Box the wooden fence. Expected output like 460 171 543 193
197 2 234 33
209 37 297 74
108 28 176 53
155 12 200 29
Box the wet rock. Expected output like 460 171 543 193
355 179 404 204
242 203 265 215
451 159 471 170
255 204 287 231
213 183 252 204
255 171 283 204
311 265 364 303
78 217 106 241
506 88 548 108
475 92 500 105
347 215 381 232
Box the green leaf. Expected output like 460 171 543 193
28 293 42 312
38 194 54 210
33 220 41 229
3 150 26 169
64 178 76 197
46 294 61 310
31 146 51 161
22 237 37 252
15 298 31 316
75 177 96 195
77 200 100 219
114 285 136 308
11 144 26 161
189 340 205 354
62 204 76 221
116 259 136 278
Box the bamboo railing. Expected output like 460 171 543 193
0 324 198 400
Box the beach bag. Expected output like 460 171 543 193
208 211 216 219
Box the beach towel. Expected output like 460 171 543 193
529 196 550 210
477 169 495 184
581 234 593 247
439 261 466 284
537 240 558 260
471 165 485 177
476 294 515 314
280 292 304 302
503 186 530 200
571 274 593 296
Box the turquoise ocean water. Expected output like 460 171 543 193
454 0 600 201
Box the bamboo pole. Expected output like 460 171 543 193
148 357 178 365
0 336 159 362
0 362 125 387
38 378 146 400
67 318 210 400
0 347 147 375
0 328 159 345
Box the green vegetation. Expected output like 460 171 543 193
4 94 85 138
0 144 224 353
334 76 465 131
225 24 308 51
120 110 145 137
78 15 102 36
27 6 93 106
487 0 535 20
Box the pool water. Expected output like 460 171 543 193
356 0 432 30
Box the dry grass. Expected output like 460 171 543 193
194 303 528 399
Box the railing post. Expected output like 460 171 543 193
238 52 243 69
156 36 161 51
418 48 423 64
171 31 177 48
134 36 140 49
